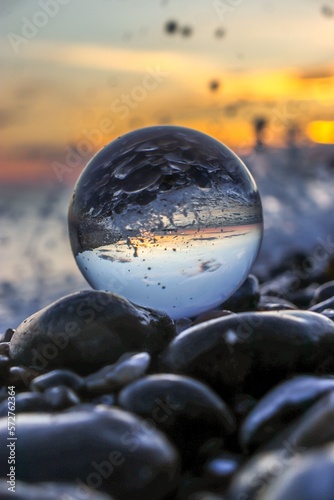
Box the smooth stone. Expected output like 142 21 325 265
0 387 8 404
288 284 318 309
173 472 216 500
0 480 114 499
259 443 334 500
259 271 300 300
188 493 225 500
203 453 243 488
231 393 257 421
92 393 117 406
240 375 334 452
221 275 260 312
0 392 51 417
118 374 235 465
4 328 15 341
257 295 297 311
311 280 334 305
0 342 10 355
84 352 151 394
321 308 334 321
43 385 81 410
7 366 40 387
30 369 84 392
309 295 334 313
0 355 10 376
161 311 334 398
9 291 175 372
193 310 235 326
175 318 193 335
0 406 180 500
265 390 334 452
226 449 293 500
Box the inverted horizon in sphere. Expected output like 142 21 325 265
68 125 263 318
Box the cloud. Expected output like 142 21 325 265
298 67 334 80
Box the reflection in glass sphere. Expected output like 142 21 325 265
68 126 263 319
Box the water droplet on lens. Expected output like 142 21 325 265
68 126 263 319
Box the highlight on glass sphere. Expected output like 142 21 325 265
68 126 263 319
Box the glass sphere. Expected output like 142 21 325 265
68 126 263 319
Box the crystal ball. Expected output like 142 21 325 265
68 126 263 319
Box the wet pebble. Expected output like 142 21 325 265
226 448 292 500
161 310 334 398
311 280 334 304
257 295 297 311
240 375 334 452
9 291 175 373
0 391 51 416
0 342 10 356
0 406 180 500
309 295 334 313
118 374 235 466
84 352 151 394
193 310 235 326
260 443 334 500
320 308 334 321
175 317 193 334
43 385 81 410
287 284 317 308
3 328 15 342
0 355 10 376
221 275 260 312
0 480 114 499
266 390 334 452
203 452 243 489
30 368 84 392
7 366 40 387
92 393 117 406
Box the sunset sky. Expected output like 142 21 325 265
1 0 334 183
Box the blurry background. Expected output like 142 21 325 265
1 0 334 330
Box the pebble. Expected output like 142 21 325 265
193 310 235 326
7 366 40 387
309 295 334 313
257 295 297 310
92 393 117 406
240 375 334 452
320 308 334 321
9 290 175 373
0 479 114 499
0 342 10 355
203 452 243 489
0 355 10 377
0 406 180 500
221 275 260 312
84 352 151 394
0 479 116 500
43 385 81 410
30 369 84 392
266 390 334 452
118 374 235 466
260 443 334 500
4 328 15 342
288 284 318 309
0 392 51 417
161 310 334 398
4 257 334 499
311 280 334 304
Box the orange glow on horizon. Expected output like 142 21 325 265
307 121 334 144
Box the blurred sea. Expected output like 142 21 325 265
1 144 334 332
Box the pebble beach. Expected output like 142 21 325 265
1 146 334 499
